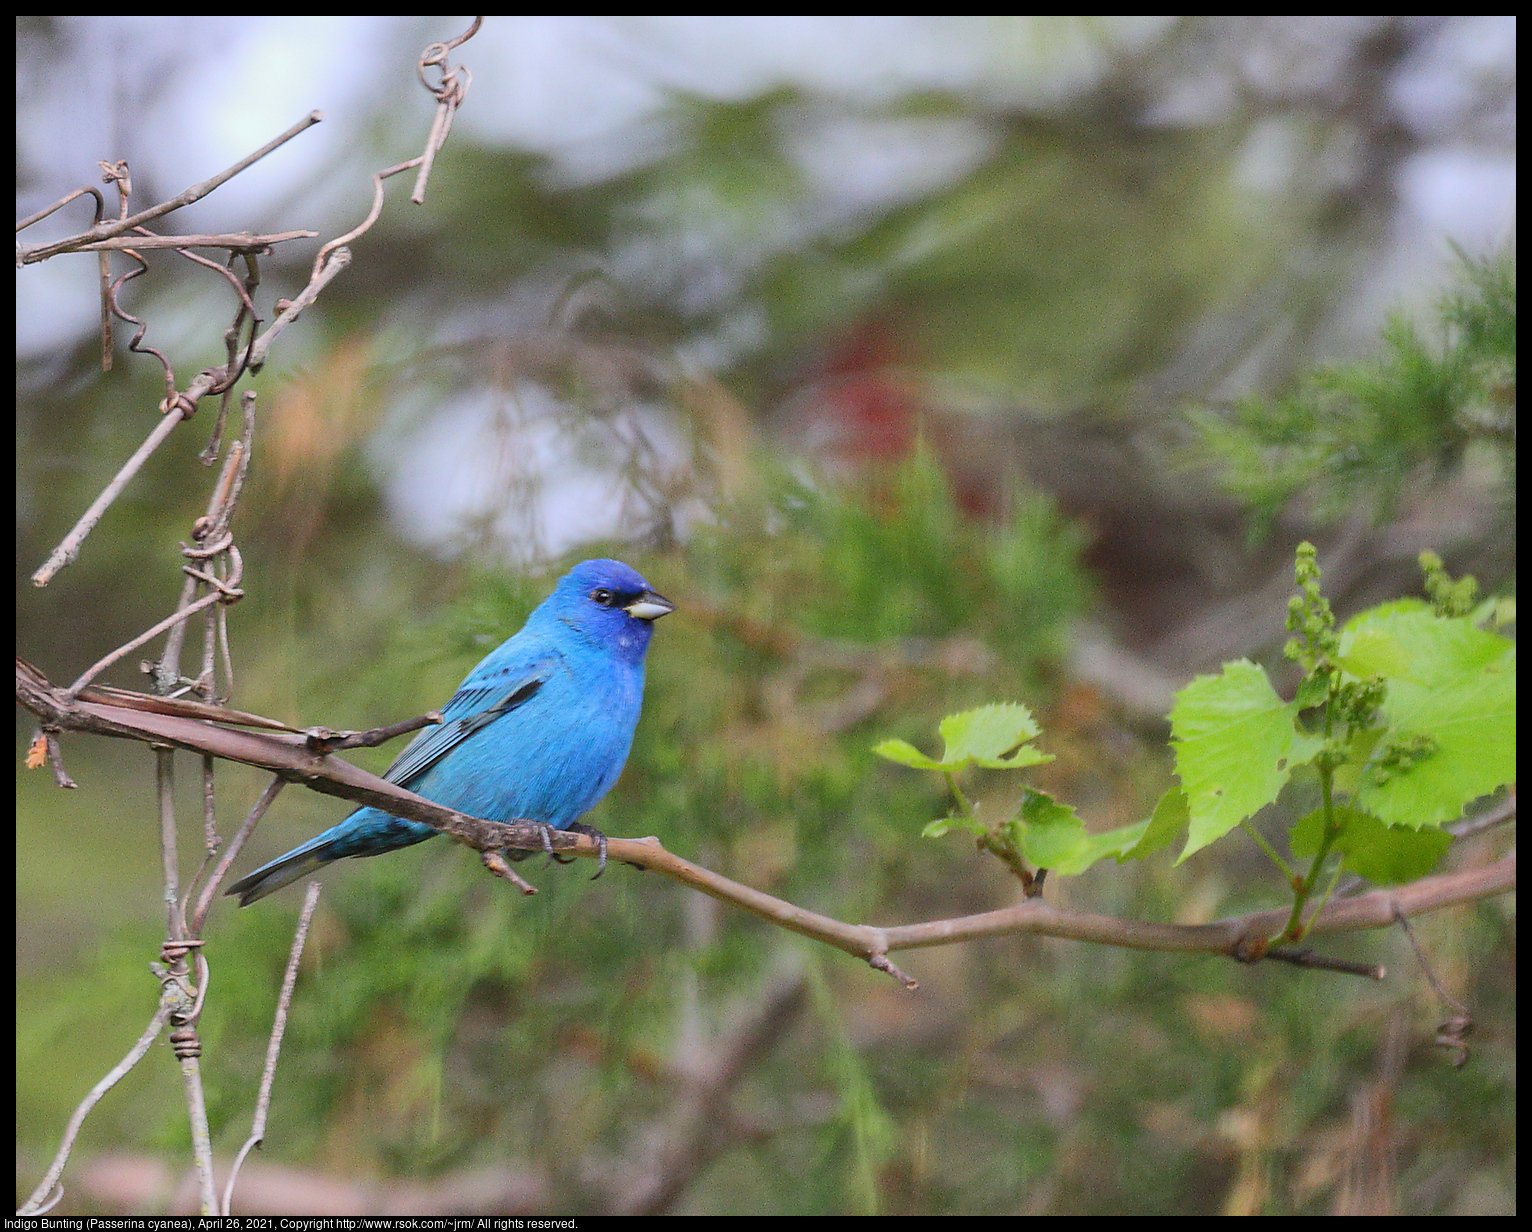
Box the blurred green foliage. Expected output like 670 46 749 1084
16 19 1514 1216
17 442 1514 1214
1190 248 1517 539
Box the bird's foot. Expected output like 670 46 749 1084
564 821 609 879
536 821 577 866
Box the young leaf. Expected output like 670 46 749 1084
1008 787 1090 871
875 703 1052 773
1289 806 1452 884
873 738 952 772
1124 786 1189 862
923 815 986 839
938 703 1050 769
1335 606 1515 826
1170 660 1323 861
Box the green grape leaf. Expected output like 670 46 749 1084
938 703 1049 769
873 738 951 772
876 704 1052 773
1333 623 1415 680
1289 806 1452 884
1000 788 1086 873
1339 608 1516 827
1328 727 1386 799
1124 785 1190 861
1340 603 1510 687
1170 660 1323 861
1052 787 1192 871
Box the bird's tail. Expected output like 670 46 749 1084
224 831 343 907
225 808 442 906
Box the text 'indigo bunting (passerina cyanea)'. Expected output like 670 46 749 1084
226 559 672 905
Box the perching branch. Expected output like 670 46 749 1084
18 658 1515 990
67 230 317 253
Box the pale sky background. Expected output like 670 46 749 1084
17 16 1516 561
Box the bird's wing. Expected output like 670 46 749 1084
379 650 559 788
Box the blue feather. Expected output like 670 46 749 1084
227 559 672 906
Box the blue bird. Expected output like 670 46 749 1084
226 559 673 906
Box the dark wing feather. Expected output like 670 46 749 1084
380 661 554 788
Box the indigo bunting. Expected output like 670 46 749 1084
227 559 673 906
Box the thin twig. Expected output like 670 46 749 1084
302 709 444 753
75 684 299 731
161 393 257 691
45 731 77 789
15 1007 174 1214
32 405 191 587
64 585 234 697
481 849 540 894
178 1040 218 1214
158 748 183 942
190 776 287 936
222 881 321 1215
70 229 316 253
14 182 106 233
1262 947 1386 979
1393 904 1475 1067
310 162 422 284
410 16 481 202
157 749 217 1214
246 248 351 370
17 112 323 264
1446 793 1515 839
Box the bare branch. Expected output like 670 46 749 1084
1393 903 1475 1067
190 776 286 936
1447 793 1515 838
74 684 301 732
70 230 316 253
14 183 105 233
410 16 482 202
18 657 1515 985
223 881 321 1216
1260 947 1385 979
44 730 78 789
246 248 351 371
63 572 241 697
301 710 444 754
16 112 323 265
31 404 190 587
16 1006 174 1215
162 393 258 692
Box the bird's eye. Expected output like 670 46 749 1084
591 587 614 606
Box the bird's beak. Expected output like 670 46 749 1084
624 589 675 622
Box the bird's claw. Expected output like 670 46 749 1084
537 822 577 866
565 821 609 879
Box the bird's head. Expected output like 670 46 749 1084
543 558 674 661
